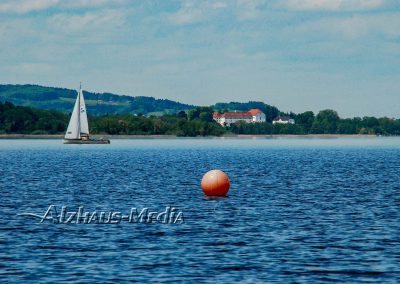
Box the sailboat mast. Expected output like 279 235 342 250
78 84 81 136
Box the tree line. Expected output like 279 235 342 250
0 101 67 134
230 109 400 135
1 101 400 136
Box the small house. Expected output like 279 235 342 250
272 116 295 124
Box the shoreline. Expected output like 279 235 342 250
0 134 380 139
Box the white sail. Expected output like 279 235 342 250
64 92 81 140
79 88 89 135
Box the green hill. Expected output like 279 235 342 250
0 84 284 122
0 84 194 116
1 87 399 136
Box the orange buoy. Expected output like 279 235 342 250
201 169 230 196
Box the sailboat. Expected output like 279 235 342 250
64 85 110 144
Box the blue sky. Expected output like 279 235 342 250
0 0 399 117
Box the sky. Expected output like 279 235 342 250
0 0 399 118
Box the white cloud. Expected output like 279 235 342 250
0 0 59 14
291 12 400 39
168 1 209 25
280 0 385 11
62 0 127 9
212 2 228 9
0 0 126 14
167 0 266 25
236 0 266 20
47 9 128 34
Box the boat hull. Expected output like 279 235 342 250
63 139 110 144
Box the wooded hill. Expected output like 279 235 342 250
0 84 284 121
0 84 194 116
1 84 399 136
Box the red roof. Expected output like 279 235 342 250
213 112 251 118
221 112 252 118
248 109 263 116
213 109 265 119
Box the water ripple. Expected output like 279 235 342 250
0 138 399 283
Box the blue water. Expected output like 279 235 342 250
1 137 399 283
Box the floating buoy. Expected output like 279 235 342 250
201 169 230 196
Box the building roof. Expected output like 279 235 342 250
221 112 252 119
248 109 263 116
273 116 292 121
213 109 265 119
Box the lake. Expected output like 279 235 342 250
0 137 399 283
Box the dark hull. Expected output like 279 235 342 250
63 139 110 144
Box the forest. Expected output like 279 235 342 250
0 84 194 116
1 101 400 136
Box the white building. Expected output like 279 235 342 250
213 109 266 126
272 116 295 124
248 109 266 123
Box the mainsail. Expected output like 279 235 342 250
65 91 81 139
79 88 89 135
64 86 89 140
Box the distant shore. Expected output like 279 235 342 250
0 134 379 139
